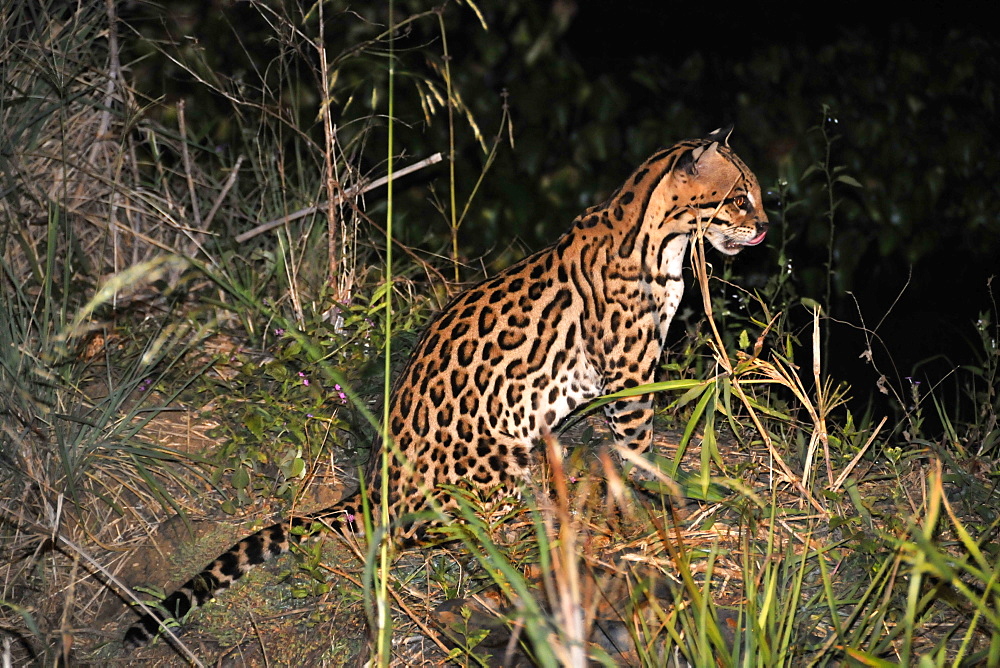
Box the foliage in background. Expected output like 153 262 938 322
117 2 1000 421
121 5 1000 275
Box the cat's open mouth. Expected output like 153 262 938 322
725 229 768 250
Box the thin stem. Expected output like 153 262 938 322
317 3 343 301
377 3 396 665
436 9 459 283
819 106 838 363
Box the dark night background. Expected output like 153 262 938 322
498 2 998 427
121 1 1000 430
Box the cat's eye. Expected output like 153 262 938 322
733 195 748 209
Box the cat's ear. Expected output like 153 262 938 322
705 124 734 146
676 148 698 177
677 136 724 178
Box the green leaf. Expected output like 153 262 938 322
231 466 250 489
801 163 822 180
287 457 305 478
800 297 823 312
246 411 265 438
635 461 729 503
266 362 290 382
835 174 863 188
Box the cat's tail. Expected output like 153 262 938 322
123 493 362 647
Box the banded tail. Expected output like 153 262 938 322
123 494 362 647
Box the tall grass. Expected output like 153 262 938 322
0 1 225 662
428 237 998 665
411 126 999 666
2 0 495 663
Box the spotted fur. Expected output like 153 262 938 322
123 128 768 647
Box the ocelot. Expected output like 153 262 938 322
123 126 768 646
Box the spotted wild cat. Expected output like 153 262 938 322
123 126 768 646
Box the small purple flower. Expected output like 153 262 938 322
298 371 310 386
274 328 285 336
